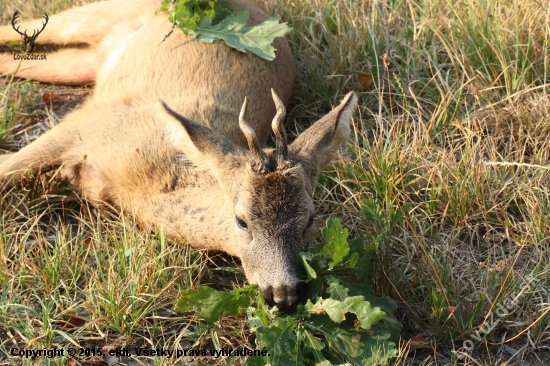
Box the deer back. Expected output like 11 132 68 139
91 0 295 148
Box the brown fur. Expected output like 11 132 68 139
0 0 357 311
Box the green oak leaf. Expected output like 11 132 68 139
322 219 350 269
299 251 317 280
331 277 402 342
326 277 350 301
175 219 402 366
248 305 269 331
309 314 398 364
193 11 291 60
247 316 299 366
302 296 386 330
346 236 376 274
207 0 233 24
177 285 257 322
157 0 290 60
296 327 330 365
331 276 373 299
307 315 365 358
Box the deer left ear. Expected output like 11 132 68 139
289 92 358 178
155 100 245 189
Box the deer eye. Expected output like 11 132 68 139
236 216 249 232
305 215 315 229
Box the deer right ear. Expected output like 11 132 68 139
155 100 244 188
289 92 358 179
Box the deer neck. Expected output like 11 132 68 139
122 171 240 257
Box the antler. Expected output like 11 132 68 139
11 11 26 37
32 13 49 39
270 89 288 168
239 97 270 174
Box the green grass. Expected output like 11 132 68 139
2 0 550 365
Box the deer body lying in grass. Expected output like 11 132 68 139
0 0 357 311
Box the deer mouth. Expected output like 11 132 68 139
260 282 303 313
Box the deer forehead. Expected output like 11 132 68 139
237 166 313 223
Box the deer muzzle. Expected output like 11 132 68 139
240 238 303 312
261 282 302 313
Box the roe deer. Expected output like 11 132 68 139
0 0 358 311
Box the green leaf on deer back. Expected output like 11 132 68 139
158 0 291 60
193 11 291 60
177 285 257 322
206 0 232 24
174 0 202 30
322 219 350 269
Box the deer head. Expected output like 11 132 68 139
156 90 358 311
11 11 48 53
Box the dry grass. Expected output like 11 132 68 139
2 0 550 365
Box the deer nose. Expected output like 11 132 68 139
262 283 301 312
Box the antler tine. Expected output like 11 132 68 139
270 89 288 167
36 14 49 36
11 11 19 27
239 97 270 174
30 14 49 38
11 11 25 37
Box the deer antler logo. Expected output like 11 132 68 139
11 10 49 54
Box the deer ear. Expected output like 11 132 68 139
155 100 243 186
289 92 358 178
